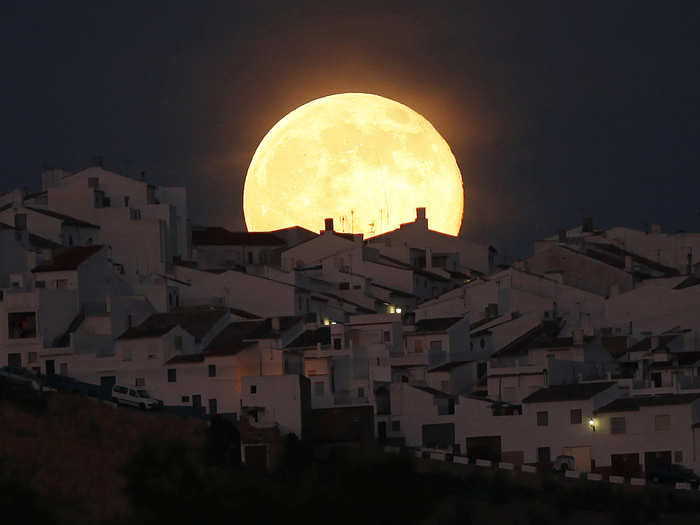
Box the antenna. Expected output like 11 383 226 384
351 209 354 234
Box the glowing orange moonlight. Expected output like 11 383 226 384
243 93 464 237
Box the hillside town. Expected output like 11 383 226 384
2 161 700 478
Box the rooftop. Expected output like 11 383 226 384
192 227 285 246
413 317 464 333
286 326 331 349
25 206 100 229
522 381 616 403
596 393 700 413
31 245 104 273
117 307 229 341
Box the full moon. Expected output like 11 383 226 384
243 93 464 238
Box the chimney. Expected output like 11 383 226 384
272 317 280 331
14 213 27 231
324 218 334 232
624 255 633 271
416 207 428 228
650 335 659 349
582 217 593 233
558 229 566 243
425 247 432 271
650 224 662 234
573 329 584 346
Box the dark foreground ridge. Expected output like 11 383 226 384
2 391 700 525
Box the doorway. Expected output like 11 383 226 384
563 446 592 472
378 421 387 441
45 360 55 376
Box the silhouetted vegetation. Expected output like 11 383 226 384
3 393 700 524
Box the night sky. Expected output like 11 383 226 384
3 2 700 257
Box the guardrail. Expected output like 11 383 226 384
387 445 700 493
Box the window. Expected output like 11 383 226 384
174 336 183 350
537 411 549 426
55 279 68 289
358 387 365 398
339 282 350 290
167 369 176 383
430 340 442 352
123 196 129 207
440 380 449 392
392 420 401 431
333 338 342 350
537 447 551 463
135 377 145 387
298 296 302 311
28 352 37 363
129 208 141 220
181 395 190 403
314 382 325 396
611 416 626 434
209 398 218 415
35 281 45 289
654 414 671 431
250 385 257 394
376 357 381 366
570 409 582 425
88 177 99 188
480 338 485 349
383 330 391 343
414 339 424 353
208 364 216 377
247 252 253 264
675 451 683 463
8 312 36 339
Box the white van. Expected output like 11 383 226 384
111 385 163 410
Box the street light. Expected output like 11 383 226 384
589 418 596 432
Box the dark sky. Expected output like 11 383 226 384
2 1 700 257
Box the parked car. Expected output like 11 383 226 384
111 385 163 410
647 464 700 487
552 455 575 473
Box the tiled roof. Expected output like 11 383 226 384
192 227 285 246
522 381 616 403
601 336 629 358
414 317 464 333
536 336 594 348
286 326 331 348
411 384 455 399
25 207 100 229
165 353 205 364
596 393 700 413
229 307 261 320
492 320 563 357
243 316 303 340
675 276 700 290
627 334 680 353
428 360 471 372
117 307 228 340
31 245 104 272
204 321 266 356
